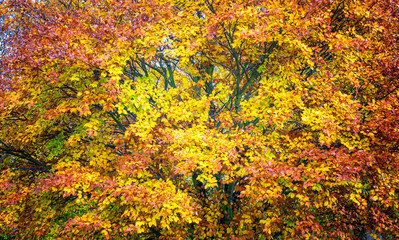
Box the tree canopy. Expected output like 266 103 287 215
0 0 398 239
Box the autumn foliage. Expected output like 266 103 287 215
0 0 398 239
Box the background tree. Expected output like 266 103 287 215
0 0 398 239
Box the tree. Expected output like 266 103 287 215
0 0 398 239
